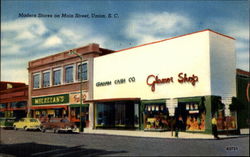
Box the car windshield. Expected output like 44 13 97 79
30 119 38 122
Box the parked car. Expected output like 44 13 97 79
40 118 77 133
13 118 41 131
0 117 15 129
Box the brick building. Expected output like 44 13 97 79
0 81 28 119
28 43 113 128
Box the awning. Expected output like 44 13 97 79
85 98 141 103
30 105 68 110
70 104 89 107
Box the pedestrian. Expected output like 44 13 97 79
212 115 220 139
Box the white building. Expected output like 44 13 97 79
90 29 237 134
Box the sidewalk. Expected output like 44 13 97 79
78 128 243 140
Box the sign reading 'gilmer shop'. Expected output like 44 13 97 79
93 30 236 99
32 94 69 105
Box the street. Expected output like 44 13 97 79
0 129 249 156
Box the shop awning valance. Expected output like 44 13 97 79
70 104 89 107
30 105 68 110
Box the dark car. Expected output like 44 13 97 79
0 117 15 129
40 118 77 133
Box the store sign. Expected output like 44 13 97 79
69 92 88 104
147 73 199 92
32 94 69 105
96 77 136 87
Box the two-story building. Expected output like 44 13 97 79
0 81 28 119
28 43 113 129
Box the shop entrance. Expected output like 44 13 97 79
96 101 137 129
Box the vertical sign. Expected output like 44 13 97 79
166 98 178 116
222 97 232 116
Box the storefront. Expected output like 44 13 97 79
94 99 140 129
92 29 237 134
0 82 28 120
31 94 69 119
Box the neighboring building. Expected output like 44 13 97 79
91 29 237 134
28 43 113 129
236 69 250 130
0 81 28 119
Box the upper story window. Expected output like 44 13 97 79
78 63 88 81
53 69 61 85
43 71 50 88
65 65 74 83
33 73 40 89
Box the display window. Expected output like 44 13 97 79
70 106 89 127
176 102 205 131
144 103 170 130
216 110 237 131
95 101 136 128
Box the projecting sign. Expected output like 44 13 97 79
166 99 178 116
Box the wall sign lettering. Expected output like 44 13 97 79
96 77 136 87
146 73 199 92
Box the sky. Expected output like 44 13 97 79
1 0 249 84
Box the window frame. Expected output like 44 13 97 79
64 64 75 84
52 67 62 86
77 61 88 82
33 72 41 89
42 70 51 88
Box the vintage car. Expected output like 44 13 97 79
0 117 15 129
40 118 77 133
13 118 41 131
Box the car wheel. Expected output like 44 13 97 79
42 128 46 133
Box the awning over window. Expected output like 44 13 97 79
30 105 68 110
70 104 89 108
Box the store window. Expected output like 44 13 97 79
43 71 50 87
216 110 237 131
78 63 87 81
0 103 7 109
10 101 27 108
144 103 169 130
212 97 237 131
33 73 40 89
53 69 61 85
65 65 74 83
96 101 135 128
185 103 205 131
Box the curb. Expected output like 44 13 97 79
74 130 245 140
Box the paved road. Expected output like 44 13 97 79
0 129 249 156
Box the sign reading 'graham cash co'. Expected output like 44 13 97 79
32 94 69 105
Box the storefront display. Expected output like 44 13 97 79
177 101 206 131
144 103 169 131
216 110 237 131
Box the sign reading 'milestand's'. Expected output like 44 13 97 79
32 94 69 105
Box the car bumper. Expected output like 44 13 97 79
28 126 41 130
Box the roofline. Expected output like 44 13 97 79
237 68 250 76
29 43 113 63
114 29 235 53
0 81 27 85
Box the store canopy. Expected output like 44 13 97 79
30 105 67 110
70 104 89 107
